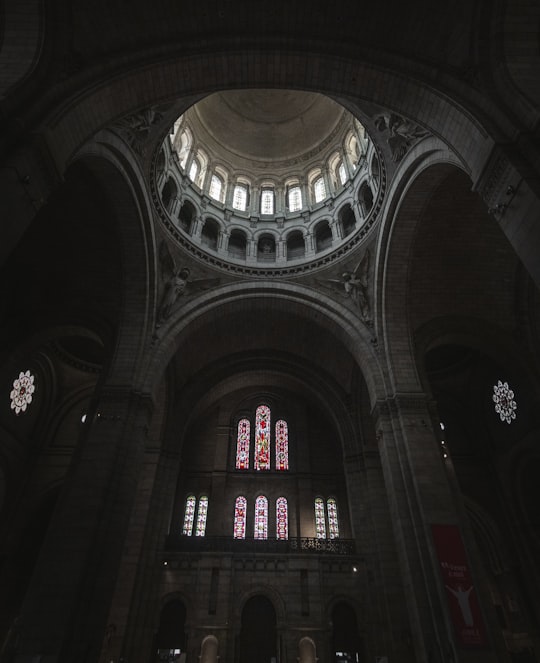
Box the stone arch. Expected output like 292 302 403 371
199 634 218 663
298 636 317 663
144 283 385 407
201 217 220 251
286 229 306 260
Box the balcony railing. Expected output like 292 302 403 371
165 535 355 556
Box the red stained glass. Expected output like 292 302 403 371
234 496 247 539
254 495 268 539
255 405 271 471
236 418 250 469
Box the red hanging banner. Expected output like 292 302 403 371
431 524 489 649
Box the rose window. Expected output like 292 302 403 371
492 380 517 424
10 370 36 415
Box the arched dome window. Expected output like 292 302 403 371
189 158 200 184
338 161 347 186
260 187 275 215
173 125 192 169
313 176 326 203
233 182 249 211
286 182 303 212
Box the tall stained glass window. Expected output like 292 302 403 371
275 419 289 470
196 496 209 536
315 497 326 539
182 495 196 535
236 418 250 469
254 405 271 470
276 497 288 540
327 498 339 539
234 496 247 539
254 495 268 539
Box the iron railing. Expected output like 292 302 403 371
165 535 355 555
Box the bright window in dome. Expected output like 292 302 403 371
338 161 347 185
189 160 200 183
233 184 248 211
209 174 223 201
261 189 275 215
314 177 326 203
288 186 302 212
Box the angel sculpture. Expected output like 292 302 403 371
156 241 219 327
318 250 371 323
374 113 428 162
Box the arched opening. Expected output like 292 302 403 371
339 205 356 238
154 599 187 662
238 595 277 663
229 229 247 259
161 177 178 213
201 218 220 251
358 182 373 217
331 602 363 663
314 220 333 252
286 230 305 260
178 200 195 234
257 234 276 262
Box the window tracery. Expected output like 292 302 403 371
254 405 271 471
254 495 268 539
276 497 288 540
234 496 247 539
236 418 251 469
275 420 289 471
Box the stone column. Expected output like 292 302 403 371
13 386 154 663
372 393 505 663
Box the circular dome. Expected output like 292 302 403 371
192 90 345 163
156 90 384 273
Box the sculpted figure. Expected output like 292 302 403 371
319 249 371 322
375 113 428 162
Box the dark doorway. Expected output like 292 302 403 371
238 595 277 663
155 599 186 662
331 602 363 663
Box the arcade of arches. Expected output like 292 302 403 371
1 3 540 663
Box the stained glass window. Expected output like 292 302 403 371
492 380 517 424
10 370 35 415
196 495 209 536
254 495 268 539
315 497 326 539
236 418 251 469
276 497 288 540
327 498 339 539
182 495 196 535
234 496 247 539
255 405 271 471
275 419 289 470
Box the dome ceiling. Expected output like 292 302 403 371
190 89 346 166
